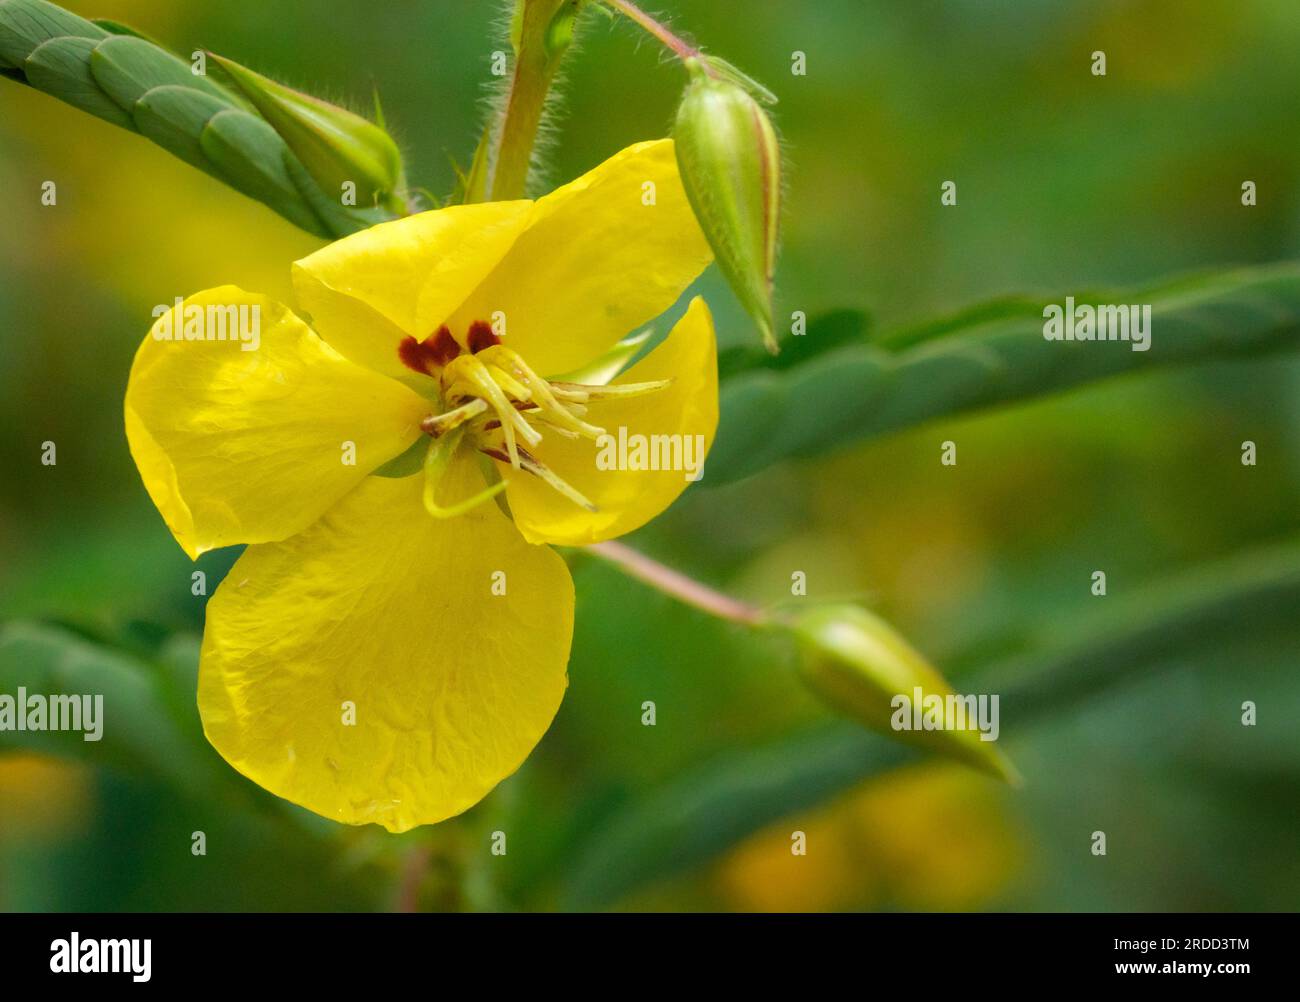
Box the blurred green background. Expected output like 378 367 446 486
1 0 1298 911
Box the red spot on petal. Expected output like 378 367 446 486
398 326 461 374
467 320 501 354
397 338 428 373
428 327 462 366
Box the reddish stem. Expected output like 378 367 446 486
603 0 716 72
586 540 766 626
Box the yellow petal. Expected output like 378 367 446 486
125 287 429 559
291 202 532 387
198 461 573 832
445 140 714 377
502 297 718 546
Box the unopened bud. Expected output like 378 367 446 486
210 53 405 213
786 604 1019 783
674 60 781 353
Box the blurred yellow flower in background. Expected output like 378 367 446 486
0 754 92 840
716 765 1026 911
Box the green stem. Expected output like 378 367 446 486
491 0 576 199
585 541 766 626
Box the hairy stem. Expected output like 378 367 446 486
585 540 767 627
492 0 576 199
602 0 714 70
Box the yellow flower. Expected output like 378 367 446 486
124 140 717 832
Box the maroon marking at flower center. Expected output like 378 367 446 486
398 321 503 375
467 320 501 354
398 326 461 375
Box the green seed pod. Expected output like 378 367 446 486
785 604 1019 783
674 60 781 353
210 53 405 214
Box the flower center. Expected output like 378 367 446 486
399 322 670 517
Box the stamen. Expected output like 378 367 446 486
421 398 488 436
477 345 607 440
480 447 598 512
484 363 532 402
409 323 677 514
443 355 540 468
549 378 674 402
529 415 581 439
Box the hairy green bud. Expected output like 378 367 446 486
210 53 405 214
674 61 781 353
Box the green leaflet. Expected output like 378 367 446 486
89 33 234 108
0 0 404 237
717 308 871 379
199 109 328 236
0 0 105 65
708 263 1300 485
557 539 1300 909
133 83 232 171
22 35 130 126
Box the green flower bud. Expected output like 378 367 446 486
786 604 1019 783
674 60 781 353
210 53 405 213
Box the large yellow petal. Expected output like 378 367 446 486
125 286 429 559
291 202 532 387
444 140 714 377
198 462 573 832
502 297 718 546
